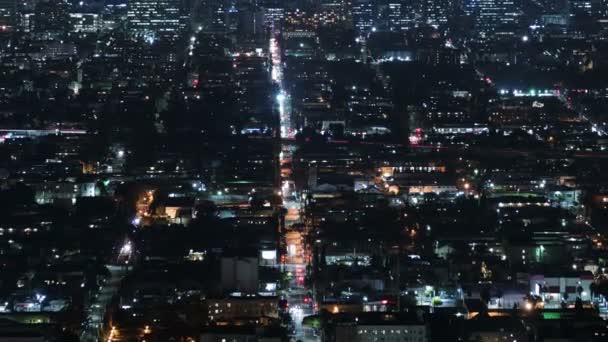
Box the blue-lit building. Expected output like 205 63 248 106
353 0 375 35
0 0 16 31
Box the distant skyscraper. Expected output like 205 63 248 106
353 0 374 34
320 0 349 19
569 0 594 15
385 1 415 31
424 0 454 26
260 0 284 29
127 0 183 38
466 0 520 34
34 0 72 32
263 6 284 29
387 2 404 31
0 0 16 31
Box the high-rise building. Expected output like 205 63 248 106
260 0 284 29
70 13 102 33
387 2 403 31
569 0 594 15
34 0 72 32
424 0 454 26
263 6 284 29
0 0 16 31
386 2 414 31
127 0 183 38
352 0 374 35
465 0 520 34
537 0 568 13
319 0 349 21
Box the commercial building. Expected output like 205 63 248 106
127 0 183 38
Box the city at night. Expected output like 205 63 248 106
1 0 608 341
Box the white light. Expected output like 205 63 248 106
276 93 286 102
261 250 276 260
121 242 132 255
522 35 529 42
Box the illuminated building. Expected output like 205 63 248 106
205 295 279 321
387 2 411 31
127 0 183 37
0 0 16 31
423 0 454 26
465 0 520 34
263 6 284 28
569 0 594 15
261 0 284 29
33 0 72 32
352 0 374 35
69 13 101 33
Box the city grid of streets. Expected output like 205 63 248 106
4 1 608 341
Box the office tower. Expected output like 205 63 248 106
466 0 520 34
387 2 403 31
386 1 415 31
34 0 72 32
320 0 349 20
353 0 374 35
127 0 183 37
260 0 284 29
263 7 284 29
0 0 16 31
569 0 594 15
424 0 454 26
69 13 102 33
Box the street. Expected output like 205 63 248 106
80 265 127 342
271 33 319 342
